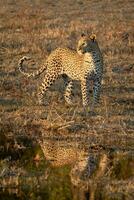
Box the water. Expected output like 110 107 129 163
0 130 133 200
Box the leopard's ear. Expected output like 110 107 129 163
90 34 96 42
81 33 86 37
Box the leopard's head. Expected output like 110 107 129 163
77 33 99 55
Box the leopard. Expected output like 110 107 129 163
18 33 103 108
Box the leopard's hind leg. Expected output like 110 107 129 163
38 69 60 105
64 77 74 105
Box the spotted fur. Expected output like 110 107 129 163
18 34 103 107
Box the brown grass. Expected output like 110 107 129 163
0 0 134 199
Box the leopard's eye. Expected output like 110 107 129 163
82 42 86 46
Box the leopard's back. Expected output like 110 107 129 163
46 47 84 80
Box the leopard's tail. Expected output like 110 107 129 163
18 56 47 78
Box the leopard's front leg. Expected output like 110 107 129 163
81 76 90 107
92 76 102 105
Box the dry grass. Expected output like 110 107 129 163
0 0 134 199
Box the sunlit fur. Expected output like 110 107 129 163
18 34 103 107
